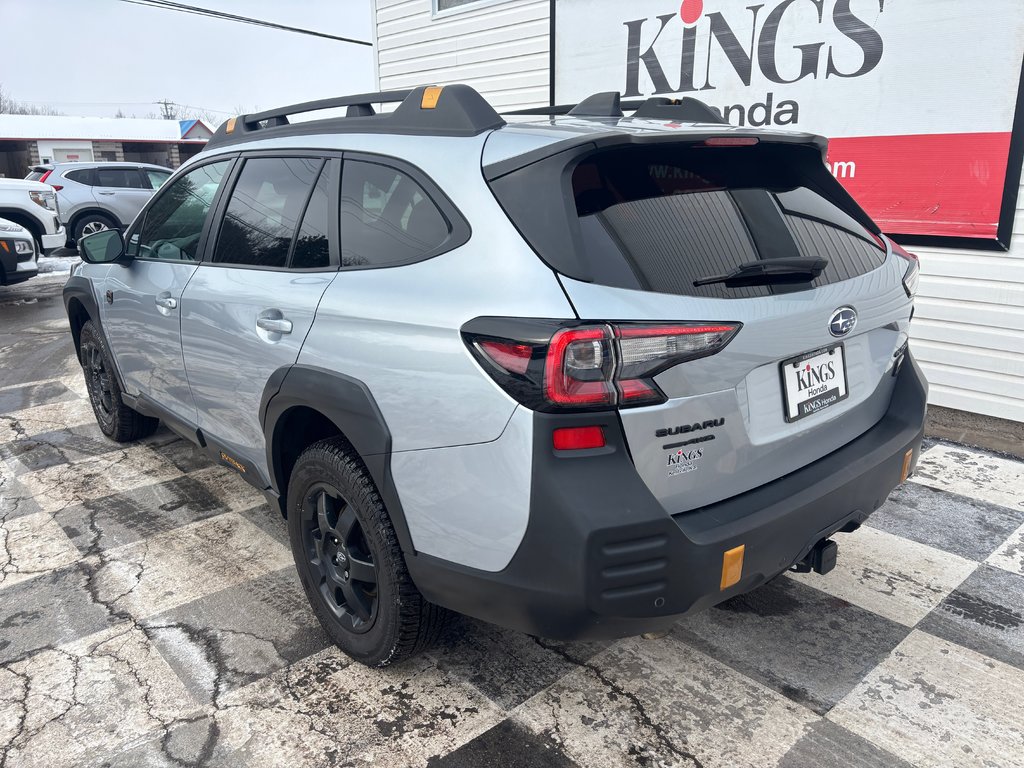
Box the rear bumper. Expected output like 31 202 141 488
408 352 928 640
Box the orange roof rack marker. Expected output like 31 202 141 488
421 86 443 109
225 116 237 134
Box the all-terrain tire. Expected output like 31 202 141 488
287 436 448 666
79 320 159 442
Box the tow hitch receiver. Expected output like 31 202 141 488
791 539 838 575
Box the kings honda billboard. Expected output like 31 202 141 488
553 0 1024 247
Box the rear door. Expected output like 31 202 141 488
513 142 913 514
179 155 337 481
93 167 153 227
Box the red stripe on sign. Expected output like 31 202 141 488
827 132 1013 239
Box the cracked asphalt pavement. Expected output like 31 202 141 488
2 275 1024 767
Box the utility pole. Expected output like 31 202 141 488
156 99 177 120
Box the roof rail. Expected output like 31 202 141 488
206 84 506 149
506 93 728 125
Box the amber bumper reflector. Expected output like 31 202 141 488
721 544 745 590
900 448 914 482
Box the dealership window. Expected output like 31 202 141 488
433 0 504 14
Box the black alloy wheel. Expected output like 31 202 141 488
301 482 379 633
84 340 115 426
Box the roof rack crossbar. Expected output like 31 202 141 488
205 84 506 150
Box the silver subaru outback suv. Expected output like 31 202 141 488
64 85 927 667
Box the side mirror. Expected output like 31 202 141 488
79 229 128 265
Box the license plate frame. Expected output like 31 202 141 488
779 344 849 423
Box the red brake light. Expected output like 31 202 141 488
544 327 615 406
702 137 759 147
617 378 659 402
478 340 533 375
465 320 741 412
552 426 606 451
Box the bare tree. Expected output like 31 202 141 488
114 108 126 119
0 84 63 115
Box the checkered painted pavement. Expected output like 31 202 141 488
1 278 1023 767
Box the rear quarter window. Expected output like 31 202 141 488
65 169 93 185
338 157 469 269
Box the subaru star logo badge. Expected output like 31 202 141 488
829 307 857 337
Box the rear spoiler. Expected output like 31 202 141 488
482 130 830 182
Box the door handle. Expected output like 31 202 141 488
97 191 115 196
155 296 177 310
257 316 292 334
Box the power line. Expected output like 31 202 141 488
114 0 372 46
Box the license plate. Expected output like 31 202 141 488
780 344 849 422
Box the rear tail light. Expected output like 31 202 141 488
38 170 52 184
887 236 919 299
464 319 741 412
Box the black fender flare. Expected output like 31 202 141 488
63 274 98 352
261 365 416 555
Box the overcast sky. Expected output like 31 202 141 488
0 0 375 123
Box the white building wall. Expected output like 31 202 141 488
372 0 1024 423
373 0 549 111
910 181 1024 423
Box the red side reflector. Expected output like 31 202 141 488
702 137 759 147
552 426 605 451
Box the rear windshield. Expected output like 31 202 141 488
571 146 885 299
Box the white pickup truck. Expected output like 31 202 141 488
0 178 66 253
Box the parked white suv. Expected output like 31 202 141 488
0 178 65 254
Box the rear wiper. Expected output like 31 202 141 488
693 257 828 288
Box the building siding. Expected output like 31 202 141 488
373 0 549 111
911 185 1024 422
372 0 1024 423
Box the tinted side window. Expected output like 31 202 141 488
65 169 93 185
340 160 449 268
213 157 321 268
291 165 331 269
95 168 145 188
134 160 231 261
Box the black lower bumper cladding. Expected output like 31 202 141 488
408 354 928 640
